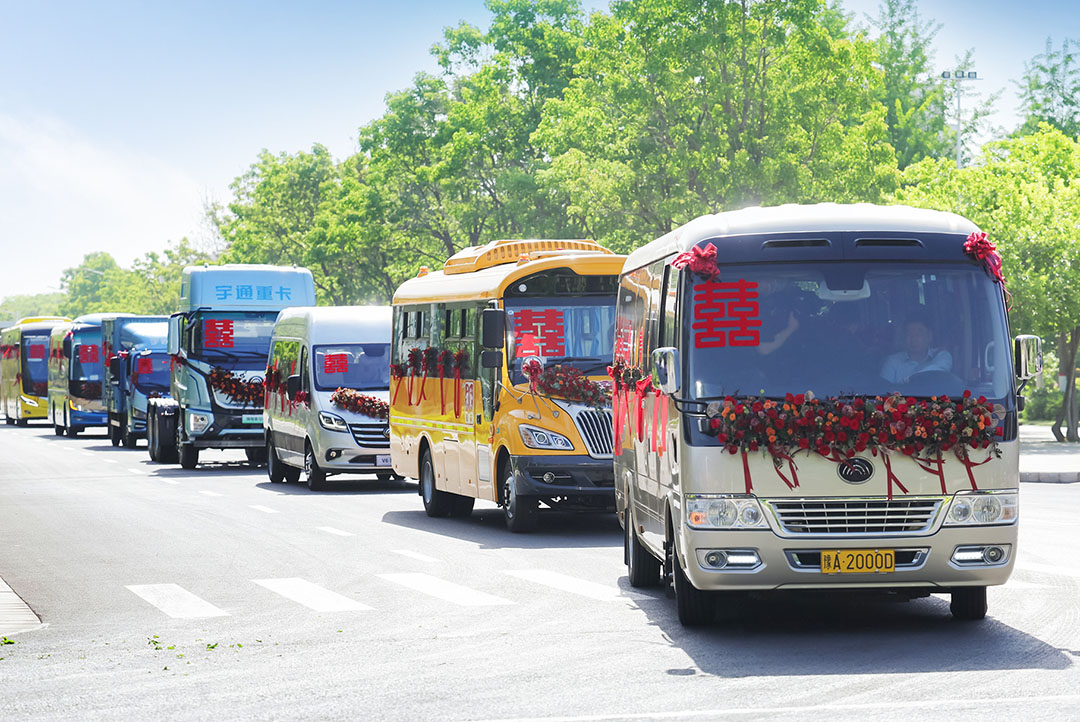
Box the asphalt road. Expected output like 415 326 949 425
1 423 1078 721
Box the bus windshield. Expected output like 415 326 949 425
506 297 616 385
70 329 104 400
118 321 167 351
683 263 1012 404
131 353 171 394
313 344 390 392
21 331 50 396
190 312 277 364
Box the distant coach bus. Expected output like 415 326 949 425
1 316 70 425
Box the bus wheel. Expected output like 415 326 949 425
450 495 475 518
266 440 286 483
4 417 13 426
245 447 267 466
419 449 453 517
121 419 137 449
670 535 713 626
16 418 28 427
304 442 327 491
66 425 80 438
950 586 987 621
54 422 64 436
502 471 538 533
110 422 122 447
626 504 662 587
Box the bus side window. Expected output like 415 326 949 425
642 260 665 364
300 346 310 394
660 266 681 349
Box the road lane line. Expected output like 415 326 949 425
127 468 145 475
161 479 180 485
391 550 441 563
316 526 354 537
125 584 229 619
250 505 278 514
378 573 513 607
199 490 223 497
101 459 118 464
252 578 371 612
502 569 636 602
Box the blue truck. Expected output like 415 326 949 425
102 315 170 448
148 264 316 469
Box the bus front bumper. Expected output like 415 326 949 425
677 523 1019 592
510 454 615 509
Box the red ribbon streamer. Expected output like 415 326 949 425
772 451 800 490
914 455 948 494
741 450 753 494
881 454 909 500
453 368 462 418
958 452 992 490
633 376 652 442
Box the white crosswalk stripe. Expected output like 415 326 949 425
391 549 440 563
199 490 223 497
502 569 635 602
317 526 354 537
249 505 278 514
126 583 229 619
253 578 371 612
378 573 513 607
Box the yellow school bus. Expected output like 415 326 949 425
1 317 71 425
391 239 625 532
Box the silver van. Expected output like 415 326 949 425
265 306 393 490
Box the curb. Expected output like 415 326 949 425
0 576 40 637
1020 472 1080 484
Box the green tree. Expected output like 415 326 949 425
1015 37 1080 138
533 0 900 253
0 293 67 326
59 252 123 317
894 125 1080 439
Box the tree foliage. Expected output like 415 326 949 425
1016 37 1080 138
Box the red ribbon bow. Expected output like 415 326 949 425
964 232 1006 289
672 242 720 280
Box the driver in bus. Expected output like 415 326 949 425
881 313 953 384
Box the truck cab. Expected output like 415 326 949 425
102 316 169 448
148 264 316 469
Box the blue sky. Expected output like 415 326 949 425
0 0 1070 300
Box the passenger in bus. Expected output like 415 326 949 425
756 279 807 357
880 314 953 383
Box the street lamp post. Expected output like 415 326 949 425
940 70 980 169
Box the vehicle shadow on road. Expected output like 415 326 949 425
625 585 1072 675
252 478 418 495
381 508 622 550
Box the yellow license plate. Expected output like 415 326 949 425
821 549 895 574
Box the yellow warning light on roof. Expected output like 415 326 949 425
443 239 612 275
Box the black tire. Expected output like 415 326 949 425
670 535 713 626
304 442 327 491
110 422 122 447
66 425 80 437
158 412 179 464
283 462 301 483
376 472 391 482
419 448 453 517
53 422 64 436
245 447 267 466
626 503 662 588
177 419 198 470
502 468 539 533
950 586 988 621
266 439 286 483
147 413 159 462
450 494 476 518
4 417 14 426
121 418 137 448
16 418 28 427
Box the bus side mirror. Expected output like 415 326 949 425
167 314 183 356
651 347 681 396
62 335 72 359
109 357 124 380
1014 335 1042 381
481 350 503 369
481 309 506 348
286 374 301 400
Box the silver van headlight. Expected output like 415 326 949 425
944 490 1018 526
319 411 348 432
685 495 769 530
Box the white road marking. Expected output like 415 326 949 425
503 569 635 602
249 505 278 514
391 549 440 563
101 458 118 464
199 490 223 497
161 479 180 485
378 573 513 607
80 451 94 456
127 468 145 475
316 526 354 537
252 578 371 612
125 584 229 619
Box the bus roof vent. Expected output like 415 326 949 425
443 239 613 275
762 238 831 248
855 238 924 248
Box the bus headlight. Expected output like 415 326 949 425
685 495 769 530
519 424 574 451
318 412 349 432
188 412 211 433
944 491 1018 526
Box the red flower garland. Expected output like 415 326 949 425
209 367 264 407
704 391 1002 497
330 388 389 420
523 360 608 410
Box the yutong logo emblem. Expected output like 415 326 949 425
837 458 874 484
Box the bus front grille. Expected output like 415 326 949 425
575 409 613 458
769 498 943 536
348 423 391 449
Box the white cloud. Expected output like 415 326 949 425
0 110 211 300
